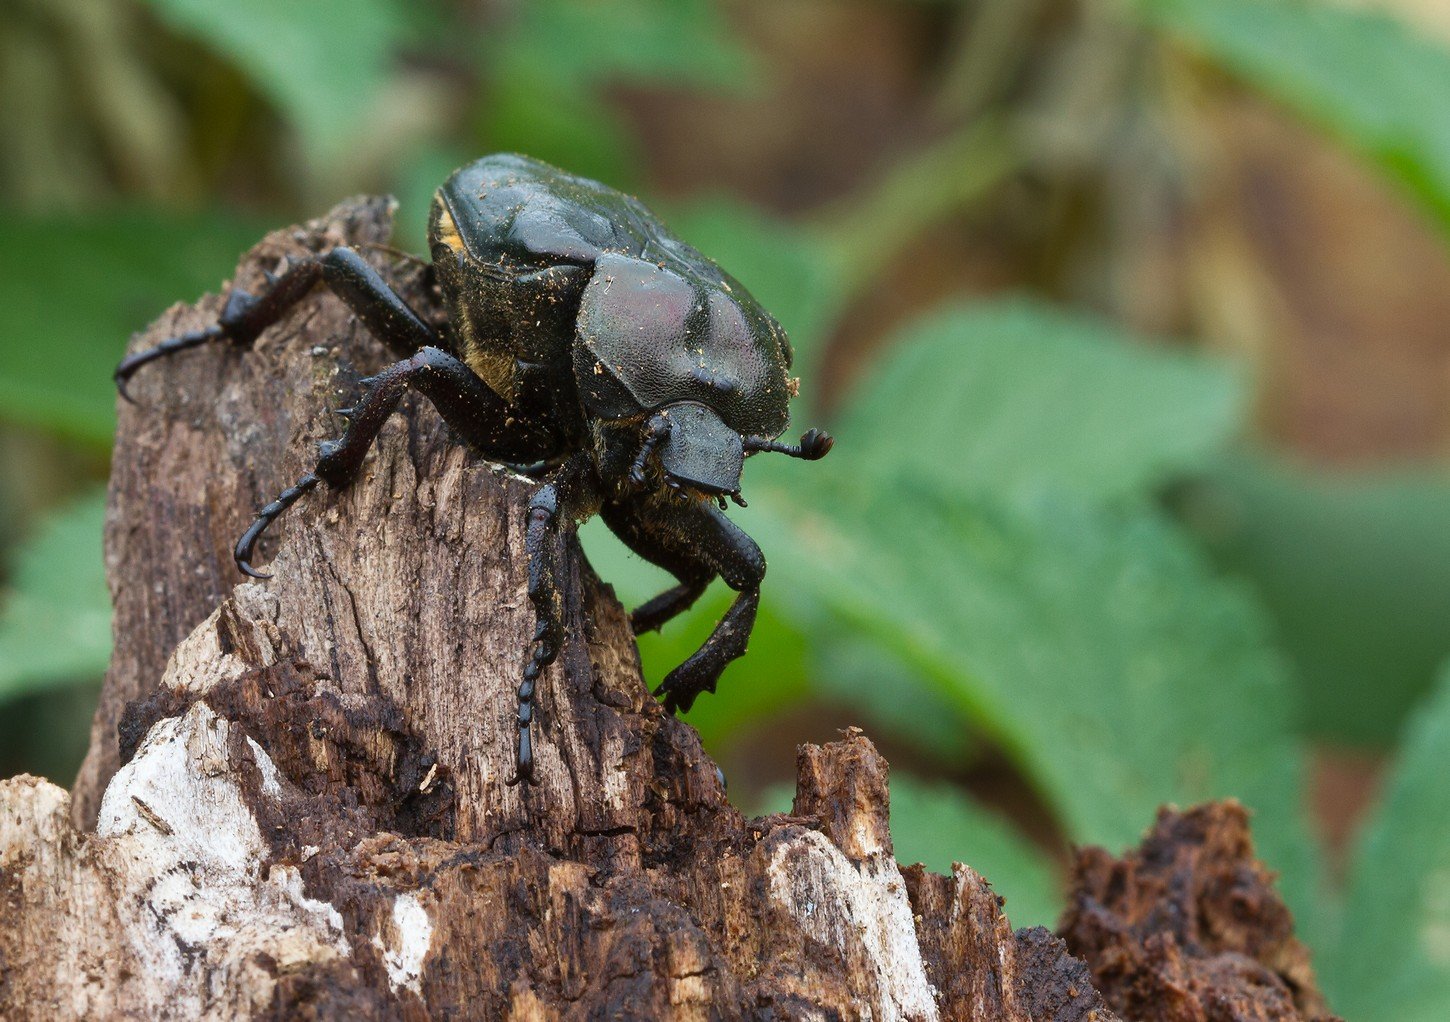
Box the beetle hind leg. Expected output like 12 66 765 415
115 247 435 399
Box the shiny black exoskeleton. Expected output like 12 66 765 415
115 154 832 784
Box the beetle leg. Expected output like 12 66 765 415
234 346 553 577
630 579 712 635
601 496 764 714
601 499 711 634
511 452 596 786
116 247 435 398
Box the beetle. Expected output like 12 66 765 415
115 153 832 784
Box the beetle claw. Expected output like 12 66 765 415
114 369 137 405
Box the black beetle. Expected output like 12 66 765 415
116 153 832 784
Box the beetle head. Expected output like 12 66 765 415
646 402 744 498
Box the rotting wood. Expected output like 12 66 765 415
1059 801 1342 1022
0 199 1333 1020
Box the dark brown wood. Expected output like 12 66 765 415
1058 801 1342 1022
0 199 1334 1021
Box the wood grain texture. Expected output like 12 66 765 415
0 199 1330 1020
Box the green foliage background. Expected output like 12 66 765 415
3 1 1450 1015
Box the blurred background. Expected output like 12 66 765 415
2 0 1449 1015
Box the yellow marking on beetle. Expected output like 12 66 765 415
462 346 516 403
434 201 467 256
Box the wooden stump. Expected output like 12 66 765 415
0 200 1334 1021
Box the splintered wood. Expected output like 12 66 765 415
0 200 1333 1020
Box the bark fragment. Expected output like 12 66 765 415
1058 801 1341 1022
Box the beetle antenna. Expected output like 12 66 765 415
742 428 834 461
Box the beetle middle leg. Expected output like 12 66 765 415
115 247 432 398
602 496 764 715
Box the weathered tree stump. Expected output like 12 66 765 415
0 200 1335 1020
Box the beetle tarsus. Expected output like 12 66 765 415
233 472 320 578
507 725 536 786
115 324 227 403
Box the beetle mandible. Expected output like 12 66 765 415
115 153 833 784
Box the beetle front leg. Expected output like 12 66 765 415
512 452 596 785
630 578 711 635
656 556 760 715
602 496 765 714
115 247 434 399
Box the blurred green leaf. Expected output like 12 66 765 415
0 490 110 701
1320 667 1450 1020
478 0 758 207
1136 0 1450 234
752 474 1311 905
813 628 973 766
889 773 1062 929
0 209 264 447
139 0 409 165
482 76 641 194
1188 453 1450 746
499 0 757 92
738 296 1315 910
839 299 1244 504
